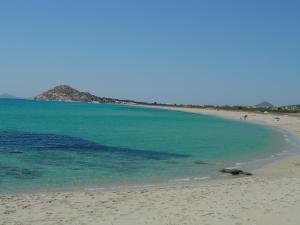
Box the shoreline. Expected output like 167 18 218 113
135 104 300 172
1 106 300 225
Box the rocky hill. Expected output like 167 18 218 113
34 85 120 103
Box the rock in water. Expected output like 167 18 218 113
193 160 209 165
219 168 252 176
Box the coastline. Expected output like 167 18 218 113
135 105 300 171
1 106 300 225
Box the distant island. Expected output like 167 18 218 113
33 85 300 113
0 93 23 99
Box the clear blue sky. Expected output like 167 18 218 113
0 0 299 106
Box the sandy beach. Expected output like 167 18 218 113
1 107 300 225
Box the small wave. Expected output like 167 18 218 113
224 166 238 169
235 162 246 167
168 176 210 182
168 178 191 182
193 176 210 180
285 138 291 143
84 187 105 192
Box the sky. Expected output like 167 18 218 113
0 0 299 106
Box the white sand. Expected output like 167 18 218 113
1 106 300 225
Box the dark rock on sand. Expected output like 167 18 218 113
219 168 252 176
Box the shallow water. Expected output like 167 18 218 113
0 99 291 193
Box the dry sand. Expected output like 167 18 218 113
1 106 300 225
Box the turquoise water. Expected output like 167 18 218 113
0 99 289 193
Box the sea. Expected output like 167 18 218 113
0 99 294 193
